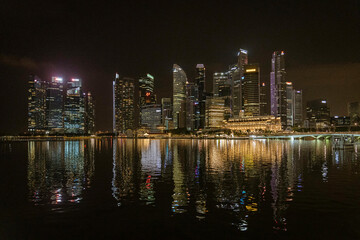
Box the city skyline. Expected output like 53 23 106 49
1 1 360 134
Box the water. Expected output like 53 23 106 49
1 138 360 239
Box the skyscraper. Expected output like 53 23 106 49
28 74 46 133
172 64 187 129
286 82 294 127
140 104 162 133
195 64 206 129
260 82 267 116
46 77 64 133
270 51 287 129
185 82 197 131
232 48 248 117
243 64 260 116
306 99 330 129
293 90 303 127
205 97 225 128
161 98 172 127
64 78 85 134
85 92 95 135
139 73 156 107
113 73 135 134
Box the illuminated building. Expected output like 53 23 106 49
185 82 197 131
232 48 248 117
286 82 293 127
64 78 85 134
348 102 360 125
113 74 135 134
140 104 162 133
205 97 225 128
139 73 156 107
243 64 260 116
306 99 330 129
260 82 267 115
85 92 95 135
28 74 46 133
46 77 64 133
293 90 303 127
195 64 206 130
330 116 350 129
214 72 232 120
270 51 287 129
161 98 172 130
173 64 187 128
225 116 282 133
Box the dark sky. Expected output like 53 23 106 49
1 0 360 134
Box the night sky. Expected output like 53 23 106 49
1 0 359 134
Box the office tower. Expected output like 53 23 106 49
28 74 46 133
139 73 156 107
243 64 260 117
205 97 225 128
213 72 228 97
286 82 294 127
195 64 206 129
270 51 287 129
173 64 187 129
64 78 85 134
113 73 135 134
140 104 162 133
260 82 267 116
85 92 95 135
232 48 248 117
185 82 198 131
214 71 232 120
306 99 330 129
161 98 172 129
348 102 360 125
46 77 64 133
293 90 303 127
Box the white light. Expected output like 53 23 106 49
321 100 327 103
72 78 80 81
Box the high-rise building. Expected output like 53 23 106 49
46 77 64 133
113 74 135 134
28 74 46 133
270 51 287 129
293 90 303 127
139 73 156 107
64 78 85 134
185 82 198 131
232 49 248 117
140 104 162 133
195 64 206 129
306 99 330 129
172 64 187 129
213 72 229 97
85 92 95 135
243 64 260 116
205 97 225 128
286 82 294 127
161 98 172 130
260 82 267 116
348 102 360 125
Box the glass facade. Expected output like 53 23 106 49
172 64 187 129
28 75 47 133
64 78 85 134
46 77 64 133
243 64 260 117
113 74 135 134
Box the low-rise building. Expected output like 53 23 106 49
225 115 282 133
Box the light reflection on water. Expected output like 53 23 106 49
26 139 360 233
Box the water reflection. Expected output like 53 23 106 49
27 140 95 205
26 139 360 233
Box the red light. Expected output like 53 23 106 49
146 92 150 97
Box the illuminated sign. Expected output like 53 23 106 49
281 51 285 55
245 69 256 72
72 78 80 82
156 110 161 113
262 83 265 86
286 82 292 85
146 92 151 97
240 49 248 54
321 100 327 103
53 77 63 82
147 73 154 80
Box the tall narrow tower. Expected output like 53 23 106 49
172 64 187 129
270 51 287 129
